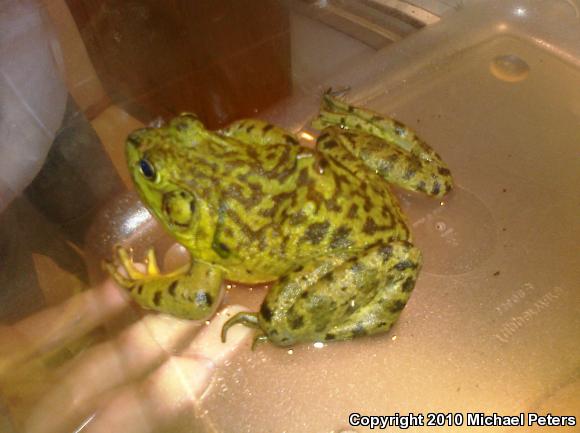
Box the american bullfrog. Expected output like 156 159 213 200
105 93 453 347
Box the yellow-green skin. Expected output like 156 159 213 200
106 94 453 347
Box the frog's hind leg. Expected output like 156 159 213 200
312 94 453 197
319 241 422 342
104 246 224 320
220 119 300 146
251 241 421 346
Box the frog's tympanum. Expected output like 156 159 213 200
105 93 453 347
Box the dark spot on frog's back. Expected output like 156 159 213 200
347 203 358 219
330 225 352 249
438 166 451 176
303 221 330 245
321 272 334 282
262 123 274 133
363 217 380 235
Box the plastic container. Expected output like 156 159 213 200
0 1 578 432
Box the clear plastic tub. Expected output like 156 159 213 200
0 1 578 432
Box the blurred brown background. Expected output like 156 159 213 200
65 0 292 128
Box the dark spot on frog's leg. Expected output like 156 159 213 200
390 299 407 313
289 315 304 330
279 274 290 285
438 167 451 176
168 281 177 297
395 260 417 271
153 291 162 307
195 291 213 306
246 124 255 133
393 121 406 136
379 244 393 262
325 333 336 340
300 291 309 299
402 277 416 293
318 132 329 142
262 124 274 133
432 181 441 196
352 323 366 337
417 181 427 193
293 265 304 273
260 303 273 322
136 284 144 295
403 168 416 180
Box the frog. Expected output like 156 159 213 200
105 92 453 347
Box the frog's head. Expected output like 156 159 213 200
125 114 221 247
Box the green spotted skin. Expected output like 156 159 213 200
108 94 453 347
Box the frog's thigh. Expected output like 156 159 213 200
220 119 299 146
261 241 421 345
318 128 452 197
320 241 421 342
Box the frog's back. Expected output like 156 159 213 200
210 139 410 282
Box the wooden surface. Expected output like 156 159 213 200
66 0 292 128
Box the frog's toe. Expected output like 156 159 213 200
221 312 260 343
145 248 160 275
114 245 146 279
102 259 133 288
251 333 269 351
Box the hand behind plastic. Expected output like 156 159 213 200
0 269 252 433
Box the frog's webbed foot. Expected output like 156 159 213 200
103 245 160 289
312 94 453 197
104 245 223 320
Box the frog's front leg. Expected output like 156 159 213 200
312 93 453 197
222 241 421 347
104 246 223 320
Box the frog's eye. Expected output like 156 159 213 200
139 159 156 180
